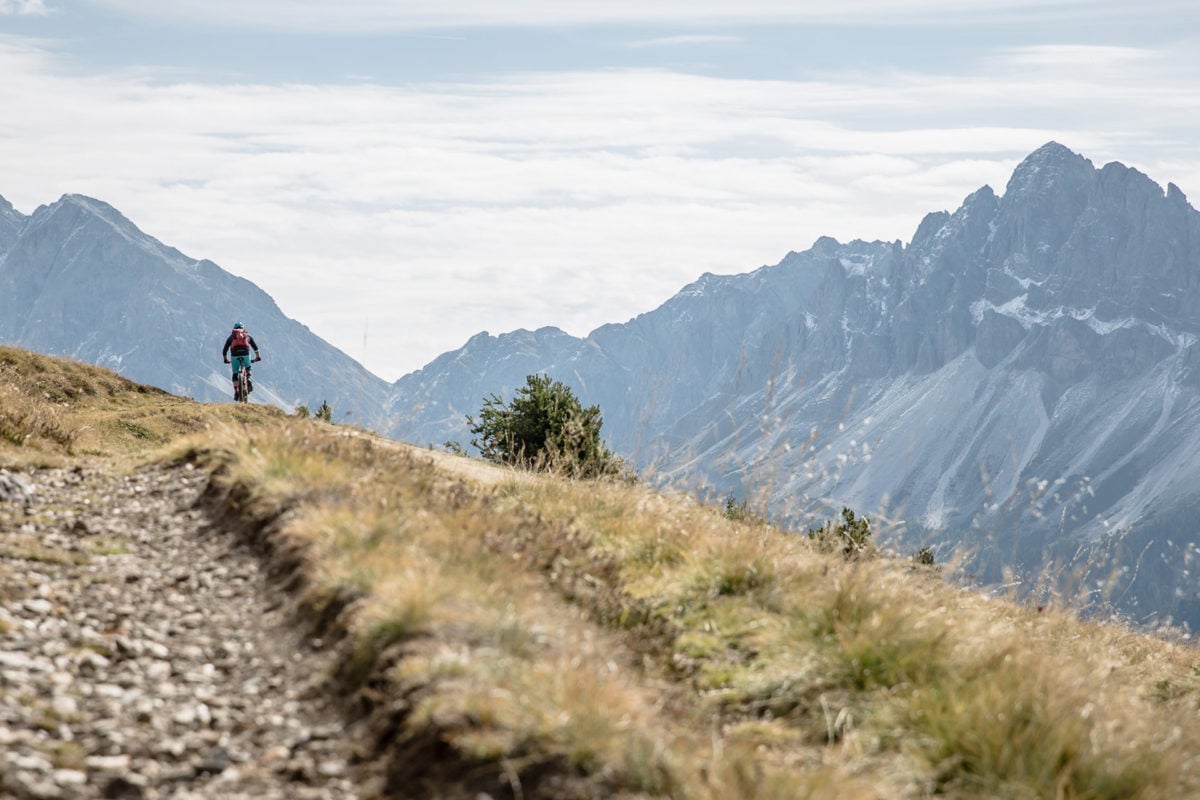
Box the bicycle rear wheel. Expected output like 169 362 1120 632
236 367 250 402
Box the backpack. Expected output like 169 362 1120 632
231 328 249 349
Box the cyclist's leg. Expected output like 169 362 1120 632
230 355 250 398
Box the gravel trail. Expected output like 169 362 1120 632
0 463 369 800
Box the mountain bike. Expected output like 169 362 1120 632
231 355 261 403
234 364 250 402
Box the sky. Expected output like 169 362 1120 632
1 1 1198 381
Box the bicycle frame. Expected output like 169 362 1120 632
235 364 250 402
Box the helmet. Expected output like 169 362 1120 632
233 321 244 329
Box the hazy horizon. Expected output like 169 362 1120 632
1 0 1196 379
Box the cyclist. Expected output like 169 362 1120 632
222 322 262 399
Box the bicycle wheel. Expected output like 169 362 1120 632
236 367 250 402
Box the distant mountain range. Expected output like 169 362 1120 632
3 143 1198 628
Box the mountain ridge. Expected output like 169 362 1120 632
0 191 394 425
0 193 26 254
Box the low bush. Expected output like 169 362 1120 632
468 373 625 479
806 507 876 558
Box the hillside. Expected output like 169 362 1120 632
387 143 1200 631
0 193 392 426
3 345 1200 799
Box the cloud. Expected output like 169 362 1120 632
626 35 742 48
0 0 49 15
1 32 1197 379
76 0 1197 31
996 45 1158 68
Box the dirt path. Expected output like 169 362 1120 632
0 463 370 800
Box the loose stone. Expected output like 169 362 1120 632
0 466 367 798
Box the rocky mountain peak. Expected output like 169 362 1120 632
1006 140 1094 187
30 194 171 256
0 193 26 254
906 187 998 266
982 144 1099 282
999 142 1096 218
910 211 951 248
961 183 999 213
809 235 843 256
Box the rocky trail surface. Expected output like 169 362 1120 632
0 463 370 799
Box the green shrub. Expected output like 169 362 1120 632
806 507 875 559
912 545 937 567
467 374 624 479
722 494 766 525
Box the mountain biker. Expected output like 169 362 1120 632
222 322 261 398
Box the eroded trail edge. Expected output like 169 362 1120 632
0 463 369 800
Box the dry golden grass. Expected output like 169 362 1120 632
185 420 1200 799
0 344 285 467
4 346 1200 798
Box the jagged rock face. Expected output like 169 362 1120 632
0 194 24 255
0 194 391 425
388 143 1200 628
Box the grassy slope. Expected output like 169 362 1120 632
0 344 287 466
3 345 1199 799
